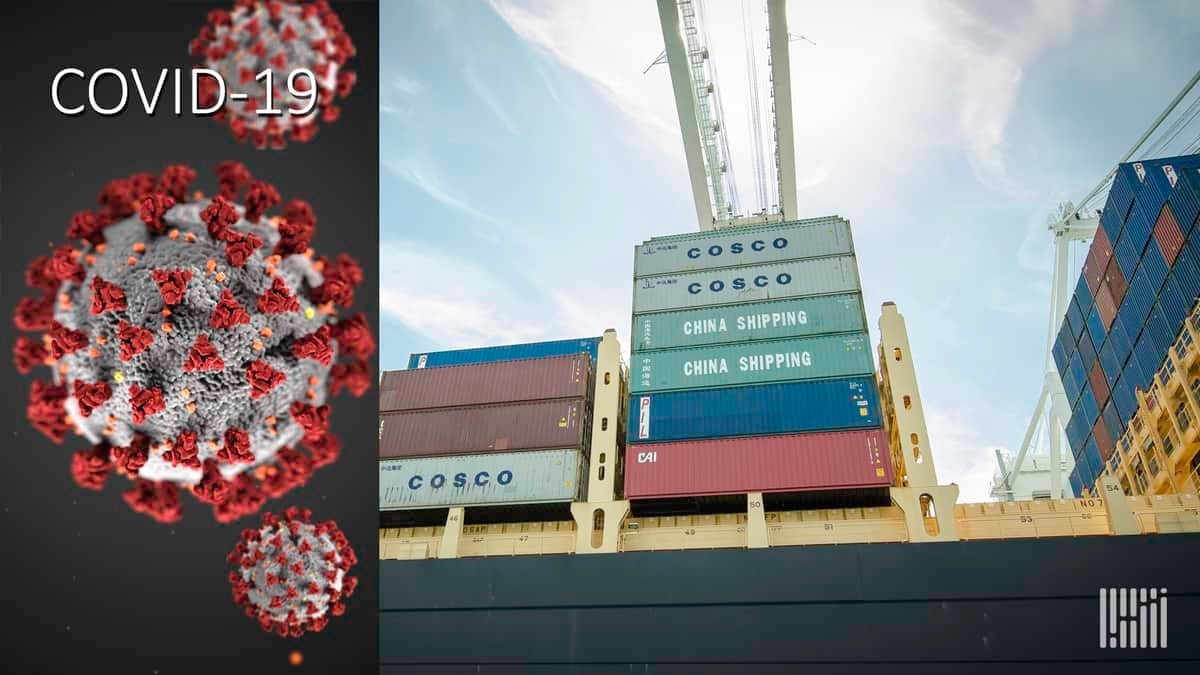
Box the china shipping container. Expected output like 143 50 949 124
623 428 892 499
629 332 874 394
633 255 862 314
628 376 880 444
633 217 853 277
379 449 586 510
379 398 586 458
631 293 866 351
380 354 591 412
407 337 601 369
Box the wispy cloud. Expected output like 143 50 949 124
381 74 426 117
382 156 506 232
391 74 425 96
923 401 1010 502
463 65 521 135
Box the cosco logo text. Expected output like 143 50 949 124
407 471 514 490
688 272 792 295
687 238 787 259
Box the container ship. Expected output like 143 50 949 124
379 156 1200 672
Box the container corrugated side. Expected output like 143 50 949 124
623 429 893 499
379 449 584 510
379 398 586 458
633 255 861 314
628 376 880 443
633 218 852 277
629 333 874 394
380 354 591 412
406 337 600 369
632 293 865 351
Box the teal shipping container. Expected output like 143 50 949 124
633 217 853 277
379 449 585 510
632 255 861 314
630 333 874 393
632 293 865 351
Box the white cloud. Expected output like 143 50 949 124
390 74 426 96
463 65 521 135
923 400 1009 502
382 156 507 234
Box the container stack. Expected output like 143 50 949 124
379 338 603 520
624 217 893 505
1053 154 1200 496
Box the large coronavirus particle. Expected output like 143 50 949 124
191 0 357 149
12 162 374 524
228 507 358 637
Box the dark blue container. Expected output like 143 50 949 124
406 337 601 369
1068 467 1084 497
1075 276 1094 315
1132 332 1160 391
1066 408 1087 452
1082 436 1103 486
1125 198 1156 256
1077 324 1098 372
1099 339 1121 388
1114 231 1140 278
1170 169 1200 236
1068 351 1086 404
626 376 881 444
1113 374 1137 425
1108 316 1133 368
1080 385 1099 428
1085 305 1106 352
1110 164 1138 223
1146 304 1173 355
1102 401 1122 445
1125 267 1156 329
1141 239 1168 295
1100 204 1124 243
1173 242 1200 300
1067 297 1085 342
1052 329 1070 375
1063 356 1082 407
1160 273 1191 334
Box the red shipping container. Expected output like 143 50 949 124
1103 258 1127 307
1094 282 1117 330
623 428 893 499
1081 247 1103 296
1092 226 1114 266
1093 417 1115 461
379 354 591 412
1153 203 1184 266
1088 360 1109 409
378 398 586 458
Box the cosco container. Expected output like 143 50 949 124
629 332 874 394
380 354 591 412
407 337 600 370
632 255 861 314
623 428 893 499
633 217 852 277
379 449 585 510
379 398 586 458
632 293 865 351
628 376 880 443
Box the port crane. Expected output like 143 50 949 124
1000 68 1200 500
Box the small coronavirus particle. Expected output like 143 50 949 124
12 162 374 524
191 0 357 149
229 507 358 637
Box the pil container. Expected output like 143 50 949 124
380 354 591 412
629 332 874 394
631 293 865 351
379 398 586 458
628 376 881 444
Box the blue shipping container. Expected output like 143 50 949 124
1170 168 1200 235
1099 339 1121 388
1066 409 1087 453
1085 305 1106 352
1146 304 1173 355
1126 197 1155 256
1112 375 1137 426
1077 324 1098 372
1107 316 1133 369
1141 239 1168 295
1068 467 1084 498
1114 231 1139 279
628 376 880 444
1132 333 1159 392
407 337 601 369
1160 273 1190 334
1052 330 1069 374
1109 164 1137 224
1100 205 1123 244
1075 276 1094 315
1173 242 1200 301
1082 436 1103 487
1068 351 1086 406
1081 385 1099 428
1066 297 1085 343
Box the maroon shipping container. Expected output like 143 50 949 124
379 354 591 412
1082 247 1103 296
1095 282 1117 330
623 428 893 499
1103 258 1128 307
379 398 586 458
1094 417 1115 461
1092 226 1114 266
1153 203 1184 266
1088 360 1109 409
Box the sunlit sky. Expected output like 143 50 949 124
380 0 1200 500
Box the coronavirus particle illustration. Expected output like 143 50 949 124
12 162 374 524
229 507 358 637
191 0 357 149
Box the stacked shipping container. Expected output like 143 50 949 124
1053 155 1200 496
379 338 602 511
625 217 893 500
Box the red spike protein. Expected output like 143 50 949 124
228 507 358 637
12 162 375 524
191 0 357 149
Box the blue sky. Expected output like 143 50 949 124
379 0 1200 500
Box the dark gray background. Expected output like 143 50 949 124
0 2 378 673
